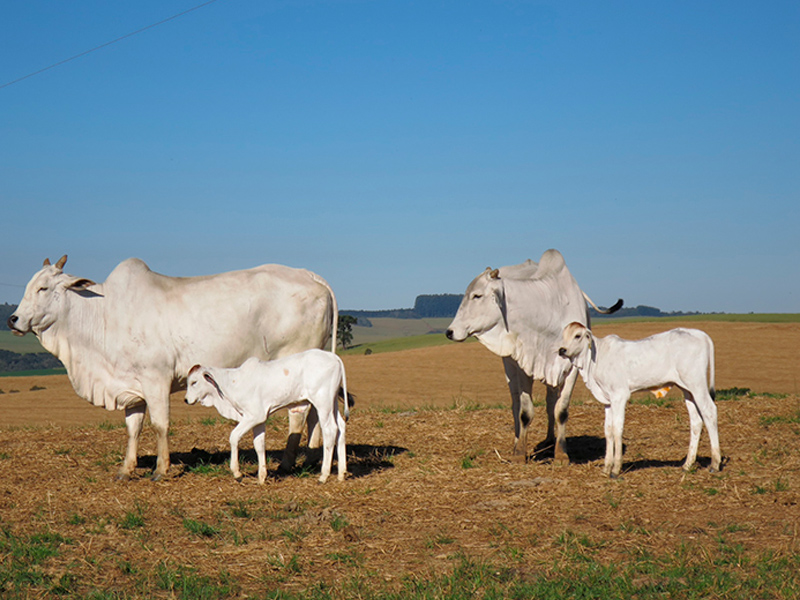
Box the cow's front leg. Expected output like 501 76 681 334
119 403 146 480
504 358 533 462
144 392 172 481
546 368 577 464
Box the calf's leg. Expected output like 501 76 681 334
316 404 340 484
229 417 260 481
252 423 267 484
335 407 348 481
609 398 627 478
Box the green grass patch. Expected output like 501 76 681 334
0 368 66 378
0 331 48 354
594 313 800 324
182 518 220 538
341 333 474 355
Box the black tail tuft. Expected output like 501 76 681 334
338 388 355 408
608 298 624 314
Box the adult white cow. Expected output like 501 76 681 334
445 249 622 463
7 255 337 480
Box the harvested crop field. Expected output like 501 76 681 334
0 321 799 598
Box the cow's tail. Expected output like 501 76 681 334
307 271 339 353
583 292 624 315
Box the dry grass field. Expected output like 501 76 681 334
0 320 799 598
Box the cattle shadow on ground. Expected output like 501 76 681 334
622 455 718 476
528 435 607 465
136 443 408 481
530 437 710 475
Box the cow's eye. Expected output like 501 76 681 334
472 293 483 300
37 286 49 293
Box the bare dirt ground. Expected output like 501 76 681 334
0 321 799 598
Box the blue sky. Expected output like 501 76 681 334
1 1 798 313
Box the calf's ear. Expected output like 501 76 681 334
188 364 202 377
203 372 226 400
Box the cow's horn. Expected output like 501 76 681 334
55 255 68 270
489 269 500 279
43 258 51 266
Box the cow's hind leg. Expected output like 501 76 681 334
305 405 323 466
280 405 309 473
119 403 147 480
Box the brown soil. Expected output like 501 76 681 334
0 321 798 597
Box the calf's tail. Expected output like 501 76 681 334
336 356 351 421
707 335 716 401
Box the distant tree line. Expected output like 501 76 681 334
342 297 707 326
588 305 703 319
341 294 464 325
0 303 15 331
0 350 63 373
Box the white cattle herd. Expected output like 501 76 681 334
8 250 723 482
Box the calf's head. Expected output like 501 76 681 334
8 256 96 336
185 365 223 408
558 322 592 360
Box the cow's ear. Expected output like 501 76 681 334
67 277 96 291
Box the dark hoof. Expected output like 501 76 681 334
151 472 165 482
115 472 131 482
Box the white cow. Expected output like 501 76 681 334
185 350 348 484
7 255 337 480
558 322 722 478
446 249 622 463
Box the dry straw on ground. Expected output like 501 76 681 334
0 321 798 598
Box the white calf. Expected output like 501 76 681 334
185 349 348 484
558 322 721 478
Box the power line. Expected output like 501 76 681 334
0 0 223 90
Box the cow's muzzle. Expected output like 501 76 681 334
558 347 567 357
7 315 25 337
445 329 454 340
